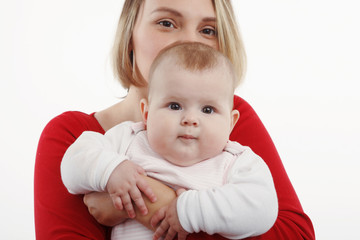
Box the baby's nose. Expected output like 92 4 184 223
181 114 199 126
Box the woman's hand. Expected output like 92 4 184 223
106 160 157 218
83 192 127 226
151 188 188 240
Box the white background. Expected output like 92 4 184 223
1 0 359 239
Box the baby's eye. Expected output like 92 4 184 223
202 106 214 114
158 20 175 28
168 102 181 110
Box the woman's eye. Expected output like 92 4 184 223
158 20 174 28
202 106 214 114
169 103 181 110
201 28 217 36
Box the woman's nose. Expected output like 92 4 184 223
179 28 200 43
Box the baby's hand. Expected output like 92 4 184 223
151 189 188 240
106 160 157 218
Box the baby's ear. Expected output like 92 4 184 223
140 98 149 125
230 109 240 132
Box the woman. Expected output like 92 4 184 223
34 0 315 239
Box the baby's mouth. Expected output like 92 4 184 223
179 134 196 140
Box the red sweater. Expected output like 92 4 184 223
34 95 315 239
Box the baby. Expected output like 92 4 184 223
61 42 278 240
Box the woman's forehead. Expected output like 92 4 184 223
142 0 216 17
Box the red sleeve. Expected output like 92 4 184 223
34 111 110 239
188 96 315 240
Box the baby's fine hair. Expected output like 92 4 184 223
149 42 238 90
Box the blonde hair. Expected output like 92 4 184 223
112 0 246 89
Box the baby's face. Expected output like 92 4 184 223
143 62 238 166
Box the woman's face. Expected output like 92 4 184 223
132 0 219 82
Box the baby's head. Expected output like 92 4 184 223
140 42 240 166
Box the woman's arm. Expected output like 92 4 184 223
228 96 315 240
34 112 109 239
83 191 127 227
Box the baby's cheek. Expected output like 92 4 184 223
147 131 162 151
203 129 228 153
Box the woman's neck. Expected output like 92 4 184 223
95 85 147 131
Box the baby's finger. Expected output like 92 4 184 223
137 177 157 203
153 220 169 240
110 195 123 210
177 232 188 240
164 227 177 240
136 165 146 175
124 204 135 219
151 207 166 229
130 188 148 215
121 194 136 218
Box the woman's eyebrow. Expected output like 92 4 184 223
202 17 216 23
151 7 216 22
151 7 183 17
